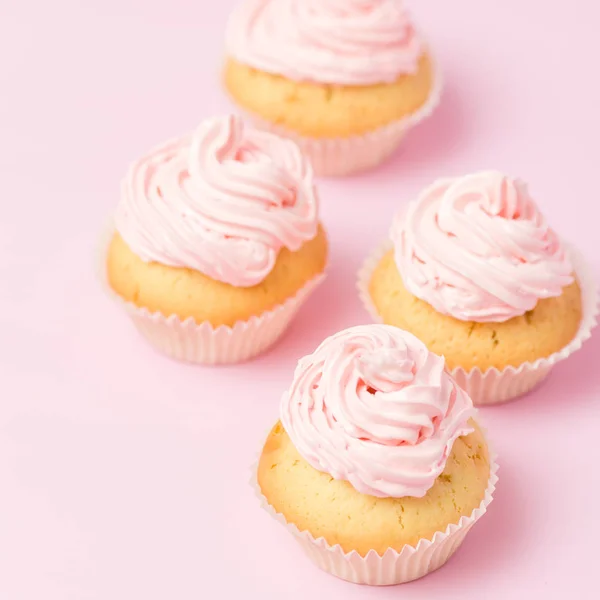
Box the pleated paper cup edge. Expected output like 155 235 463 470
230 56 443 177
96 222 327 341
251 417 498 569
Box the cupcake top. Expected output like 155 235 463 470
116 115 319 287
226 0 423 86
392 171 574 322
280 324 475 498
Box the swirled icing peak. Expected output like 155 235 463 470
115 115 319 287
226 0 423 85
280 324 475 498
392 171 574 322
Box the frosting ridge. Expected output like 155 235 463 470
280 324 475 498
116 115 318 287
226 0 423 85
392 171 574 322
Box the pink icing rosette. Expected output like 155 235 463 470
393 171 574 322
280 324 475 498
116 114 319 287
102 115 325 364
226 0 423 86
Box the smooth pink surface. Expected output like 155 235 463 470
1 1 599 598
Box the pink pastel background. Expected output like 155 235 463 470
2 0 599 598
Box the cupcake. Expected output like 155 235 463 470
256 324 497 585
224 0 440 177
103 115 328 364
359 171 598 404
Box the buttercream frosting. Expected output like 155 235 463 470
280 324 475 498
393 171 574 322
226 0 423 86
116 115 319 287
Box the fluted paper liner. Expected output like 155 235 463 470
253 421 498 586
97 224 325 365
235 61 442 178
357 241 598 405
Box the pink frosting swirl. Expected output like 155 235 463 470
280 325 475 498
226 0 423 85
115 115 319 287
393 171 574 323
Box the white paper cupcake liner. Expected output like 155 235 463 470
97 225 326 365
357 241 599 405
236 61 442 178
253 421 498 586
